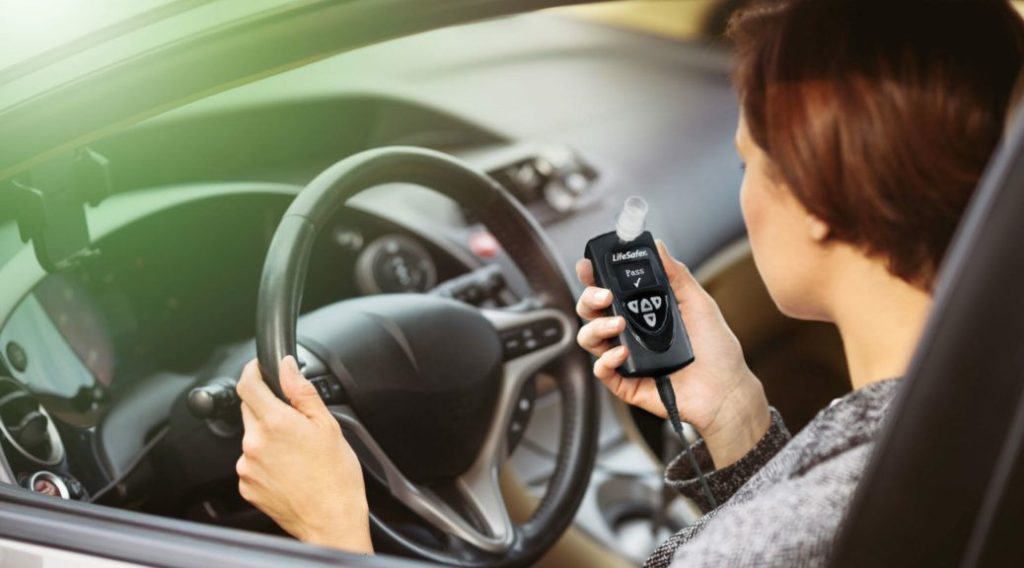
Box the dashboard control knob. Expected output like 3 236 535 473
187 377 239 420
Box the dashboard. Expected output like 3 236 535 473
6 194 480 381
0 187 506 501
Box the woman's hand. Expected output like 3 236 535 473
576 240 771 468
235 356 373 554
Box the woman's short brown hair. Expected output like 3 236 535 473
729 0 1024 288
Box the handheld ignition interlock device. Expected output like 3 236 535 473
584 196 716 509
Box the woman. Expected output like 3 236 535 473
232 0 1024 565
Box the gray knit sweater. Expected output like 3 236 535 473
646 379 902 568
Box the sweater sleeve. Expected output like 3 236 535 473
664 408 790 510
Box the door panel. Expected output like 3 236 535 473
0 538 141 568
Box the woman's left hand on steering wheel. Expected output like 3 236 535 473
235 356 373 554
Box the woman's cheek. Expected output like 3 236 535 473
740 176 772 280
741 174 798 316
739 177 758 242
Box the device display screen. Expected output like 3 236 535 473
614 260 656 291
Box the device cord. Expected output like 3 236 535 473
89 426 169 504
655 375 718 510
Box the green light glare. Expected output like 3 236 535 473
0 0 175 73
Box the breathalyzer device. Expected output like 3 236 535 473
584 196 695 377
583 196 715 508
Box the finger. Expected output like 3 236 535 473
575 258 595 287
241 429 263 460
594 370 632 404
593 345 629 381
235 359 288 420
576 317 625 355
239 403 267 460
238 477 260 506
279 356 328 420
575 286 613 320
239 403 259 437
592 346 632 401
655 240 710 308
240 401 257 431
236 454 252 480
655 240 695 289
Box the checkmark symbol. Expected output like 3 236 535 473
633 277 642 288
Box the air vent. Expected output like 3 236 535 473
0 377 64 466
487 145 600 221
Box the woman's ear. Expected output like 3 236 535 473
807 214 830 242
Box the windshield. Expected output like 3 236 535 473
0 0 193 81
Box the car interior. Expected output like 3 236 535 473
0 1 1021 567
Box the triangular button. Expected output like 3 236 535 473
651 296 663 310
627 300 640 314
643 313 657 327
640 299 654 313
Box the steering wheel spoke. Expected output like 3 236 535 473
477 305 575 461
455 457 513 548
329 405 515 553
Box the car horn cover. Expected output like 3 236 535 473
298 294 503 482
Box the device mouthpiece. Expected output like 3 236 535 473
616 196 648 242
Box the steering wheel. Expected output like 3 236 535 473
254 147 598 567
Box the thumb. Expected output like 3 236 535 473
575 258 596 287
656 240 696 290
655 240 708 308
279 356 327 419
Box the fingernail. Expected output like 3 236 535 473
595 289 610 302
611 346 626 358
605 317 621 331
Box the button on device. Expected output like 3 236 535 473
624 293 670 333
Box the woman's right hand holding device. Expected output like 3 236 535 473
576 240 771 468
